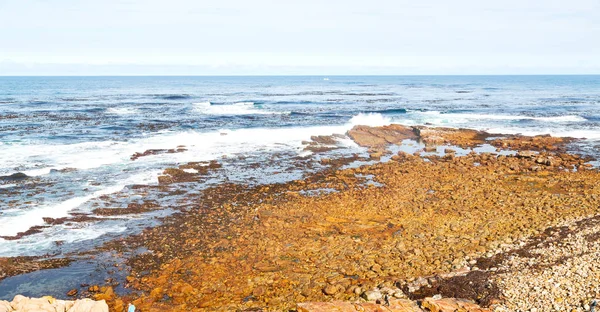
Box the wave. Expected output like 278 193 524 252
0 98 16 104
153 94 192 100
107 107 138 115
366 108 408 114
194 102 286 115
416 111 587 123
61 97 92 102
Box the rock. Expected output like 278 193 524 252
421 297 491 312
67 289 78 297
297 301 357 312
67 299 108 312
252 286 266 297
347 124 416 149
516 151 537 158
424 146 437 152
298 299 422 312
361 290 383 301
322 284 339 295
0 172 29 181
0 301 11 312
9 296 58 312
310 135 338 145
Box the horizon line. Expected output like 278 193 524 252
2 74 600 77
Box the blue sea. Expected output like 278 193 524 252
1 75 600 259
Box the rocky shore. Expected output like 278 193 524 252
2 124 600 311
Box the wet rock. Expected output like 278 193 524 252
66 289 78 297
131 147 187 161
0 172 29 181
310 135 338 145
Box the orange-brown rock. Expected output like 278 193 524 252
421 297 491 312
298 299 422 312
490 134 572 151
347 124 416 148
413 126 488 147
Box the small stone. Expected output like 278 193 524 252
323 284 338 295
361 290 383 301
252 286 266 297
67 289 78 297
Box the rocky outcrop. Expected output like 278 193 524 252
412 126 488 147
0 172 29 182
298 297 489 312
347 124 416 149
0 295 108 312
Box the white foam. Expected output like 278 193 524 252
193 101 285 115
0 140 129 177
0 223 128 257
107 107 138 115
0 184 125 237
349 113 392 127
535 115 587 122
0 168 159 239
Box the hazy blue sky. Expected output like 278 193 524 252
1 0 599 75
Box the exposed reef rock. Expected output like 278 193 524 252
347 124 416 148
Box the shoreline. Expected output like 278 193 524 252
1 124 600 311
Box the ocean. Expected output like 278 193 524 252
1 75 599 259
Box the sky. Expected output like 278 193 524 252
0 0 599 75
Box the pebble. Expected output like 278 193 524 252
361 290 383 301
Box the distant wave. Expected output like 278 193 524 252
153 94 192 100
107 107 138 115
194 102 287 115
61 97 92 102
418 111 587 123
0 98 16 104
366 108 408 114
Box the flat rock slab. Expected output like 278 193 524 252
298 299 422 312
298 298 490 312
421 297 491 312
